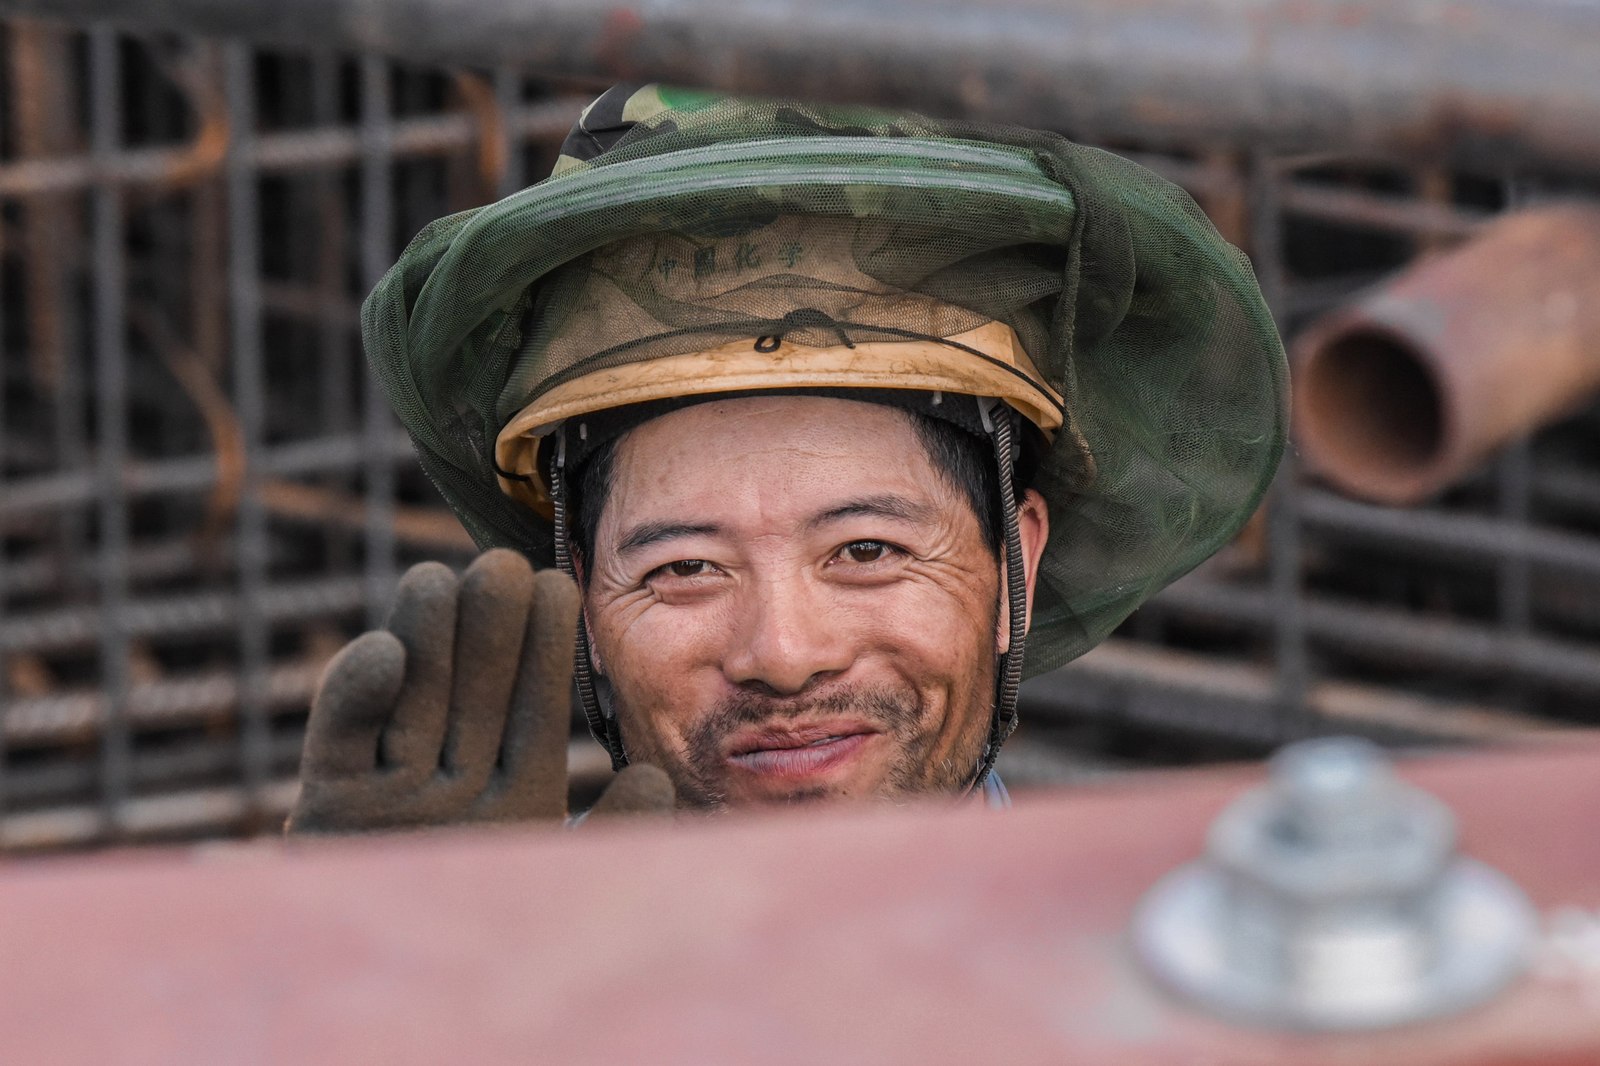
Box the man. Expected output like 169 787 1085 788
288 86 1286 831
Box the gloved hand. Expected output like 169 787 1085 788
286 549 674 834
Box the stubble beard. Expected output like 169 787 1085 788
617 680 990 810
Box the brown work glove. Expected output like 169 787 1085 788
286 549 674 834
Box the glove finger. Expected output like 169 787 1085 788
587 763 676 820
440 549 534 783
302 630 405 778
491 567 580 818
380 561 459 772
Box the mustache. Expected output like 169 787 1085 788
708 685 921 733
675 684 925 804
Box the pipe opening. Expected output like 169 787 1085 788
1298 330 1444 498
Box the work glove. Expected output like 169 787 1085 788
286 549 674 834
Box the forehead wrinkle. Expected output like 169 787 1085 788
601 395 956 544
805 493 940 532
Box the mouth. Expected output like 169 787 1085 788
725 722 881 780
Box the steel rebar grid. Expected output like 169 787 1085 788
0 33 552 847
3 20 1600 849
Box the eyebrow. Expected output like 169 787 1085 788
805 494 939 531
613 495 935 556
615 520 724 556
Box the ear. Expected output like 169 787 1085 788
996 488 1051 656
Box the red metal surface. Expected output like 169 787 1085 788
2 742 1599 1065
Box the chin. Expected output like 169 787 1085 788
753 786 839 807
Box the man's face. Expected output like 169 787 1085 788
582 396 1047 809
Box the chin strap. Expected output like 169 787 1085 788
549 428 631 770
970 399 1028 793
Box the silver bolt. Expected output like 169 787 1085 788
1132 737 1536 1031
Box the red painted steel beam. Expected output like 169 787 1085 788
1 0 1599 173
2 742 1599 1064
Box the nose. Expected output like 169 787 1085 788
723 572 854 696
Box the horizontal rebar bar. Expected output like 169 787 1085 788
1300 488 1600 585
0 778 300 850
1280 182 1490 240
4 659 322 748
3 0 1599 171
1023 637 1553 746
0 431 415 520
1152 578 1600 697
0 99 583 197
6 731 306 807
4 537 247 599
0 576 367 655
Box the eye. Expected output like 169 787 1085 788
641 557 724 597
839 540 897 564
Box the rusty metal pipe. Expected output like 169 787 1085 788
1293 204 1600 506
4 0 1600 173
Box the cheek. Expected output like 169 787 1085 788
872 594 979 670
823 578 1000 745
878 576 1000 743
879 567 998 660
589 600 731 752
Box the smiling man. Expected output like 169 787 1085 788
287 86 1286 831
575 395 1047 808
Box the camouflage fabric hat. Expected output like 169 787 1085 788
363 85 1288 681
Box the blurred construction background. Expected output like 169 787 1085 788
2 0 1599 850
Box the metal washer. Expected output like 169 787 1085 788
1133 841 1538 1031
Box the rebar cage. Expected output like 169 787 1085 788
1 10 1597 849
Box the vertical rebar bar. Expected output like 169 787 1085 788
493 67 525 198
188 50 228 381
396 70 435 246
224 42 272 820
360 56 398 625
310 51 358 586
12 22 94 606
7 21 79 402
1250 153 1311 741
0 151 10 817
1496 176 1537 711
90 26 132 837
1496 439 1535 707
313 53 352 441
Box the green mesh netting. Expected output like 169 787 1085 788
362 86 1288 679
